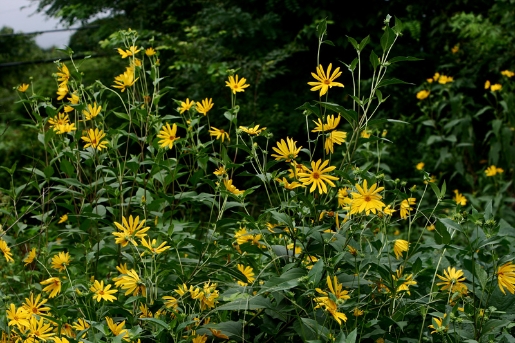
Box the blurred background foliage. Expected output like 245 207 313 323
1 0 514 219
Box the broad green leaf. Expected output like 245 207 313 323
347 36 359 50
216 295 271 311
359 36 371 51
370 50 379 70
377 78 412 88
434 220 451 245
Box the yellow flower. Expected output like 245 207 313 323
490 83 502 92
192 334 208 343
438 75 453 84
497 261 515 294
24 247 37 266
237 264 255 286
349 180 385 215
67 92 79 104
453 189 467 206
53 337 70 343
113 67 139 92
501 70 514 78
209 328 229 339
117 46 141 58
393 240 409 259
337 188 351 208
179 98 194 114
40 277 62 298
484 80 491 89
18 83 29 92
416 162 425 170
83 102 102 120
297 159 339 194
451 45 459 54
57 63 70 86
324 130 347 154
213 166 227 176
163 295 178 309
313 297 347 324
400 198 416 220
307 63 344 96
6 303 30 329
175 283 189 297
271 137 301 162
426 78 434 83
90 280 118 302
114 269 146 297
0 239 14 263
239 125 266 135
58 214 68 224
105 317 129 341
23 293 50 316
393 268 417 295
416 90 430 100
51 251 71 272
145 47 156 56
72 318 90 331
223 179 245 196
234 227 252 245
347 245 358 256
315 275 350 302
57 85 69 100
360 129 371 138
196 98 213 115
436 267 467 293
275 177 304 190
209 127 230 142
55 123 77 135
113 215 150 247
289 162 309 179
26 316 55 341
353 307 364 316
312 114 341 132
427 224 436 231
140 237 171 255
157 123 180 149
81 128 108 150
428 314 448 334
225 75 250 94
485 165 504 177
382 205 396 216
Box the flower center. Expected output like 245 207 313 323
169 135 175 140
99 290 105 295
364 196 371 202
323 79 331 85
312 172 320 179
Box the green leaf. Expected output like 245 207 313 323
429 182 440 198
347 36 359 50
370 50 379 70
346 328 358 343
296 102 320 116
359 36 371 51
434 220 451 245
323 40 335 46
139 317 169 329
317 19 327 40
60 159 75 177
474 263 488 290
380 26 396 52
307 258 324 286
376 78 412 88
388 56 422 63
484 200 493 220
113 111 130 121
216 295 271 311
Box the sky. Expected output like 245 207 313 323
0 0 102 49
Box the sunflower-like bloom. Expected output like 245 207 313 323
26 316 55 341
289 162 309 179
275 177 304 190
54 337 70 343
324 130 347 154
393 268 417 295
485 80 491 89
382 205 396 216
209 329 229 340
416 162 425 170
163 295 178 309
179 98 194 114
105 317 129 340
113 215 150 247
428 314 448 334
90 280 118 302
485 165 504 177
438 75 453 84
113 67 139 92
58 214 68 224
83 102 102 120
213 166 227 176
416 90 430 100
225 75 250 94
55 123 77 135
23 293 50 316
57 85 69 100
312 114 341 132
209 127 229 142
57 63 70 86
237 264 255 286
490 84 502 92
140 237 171 255
114 269 146 297
224 179 245 196
0 238 14 263
193 334 208 343
436 267 468 296
497 261 515 295
315 275 350 302
400 198 416 219
18 83 29 92
313 297 347 325
337 188 351 209
196 98 213 115
81 128 108 150
239 125 266 135
308 63 344 96
349 180 385 215
157 123 180 149
117 46 141 58
298 159 339 194
68 92 80 104
40 277 62 298
6 303 30 329
145 47 156 56
393 240 409 260
51 251 71 272
23 247 37 266
72 318 90 331
271 137 301 162
453 190 467 206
